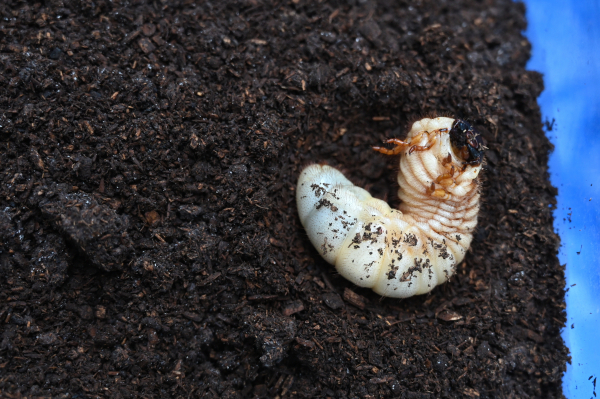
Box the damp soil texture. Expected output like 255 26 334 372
0 0 568 398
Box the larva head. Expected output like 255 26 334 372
449 119 485 166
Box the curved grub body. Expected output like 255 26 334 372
296 117 483 298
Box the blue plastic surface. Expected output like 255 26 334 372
522 0 600 397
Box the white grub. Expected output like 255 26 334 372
296 117 484 298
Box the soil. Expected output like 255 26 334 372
0 0 568 398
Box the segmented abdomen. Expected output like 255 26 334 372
297 164 466 298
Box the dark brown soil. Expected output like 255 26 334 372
0 0 568 398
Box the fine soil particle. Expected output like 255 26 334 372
0 0 568 398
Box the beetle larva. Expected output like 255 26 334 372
296 117 485 298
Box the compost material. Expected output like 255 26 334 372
0 0 568 398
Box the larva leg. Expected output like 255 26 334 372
426 182 449 199
430 188 449 199
373 132 435 156
373 138 411 156
435 170 455 187
442 153 453 167
408 137 436 154
437 155 458 186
